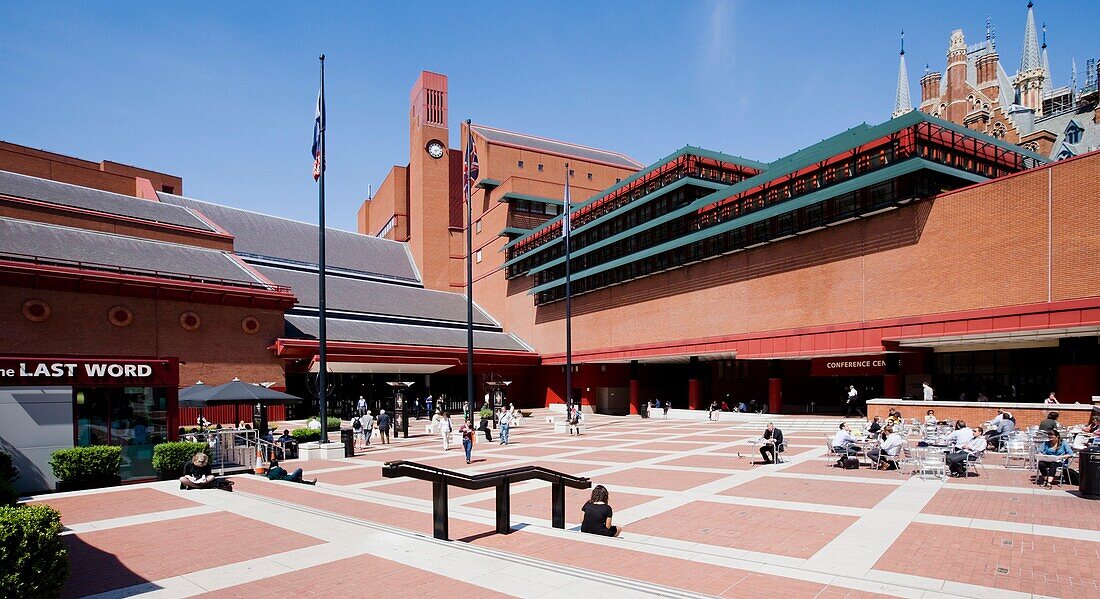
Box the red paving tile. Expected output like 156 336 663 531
922 487 1100 530
62 510 322 598
782 459 906 480
230 476 487 539
31 488 199 526
627 500 857 558
547 437 630 448
564 449 666 463
593 467 728 491
637 440 722 451
723 476 895 509
480 444 572 458
281 458 353 471
313 465 385 486
661 453 755 470
202 550 514 598
874 522 1100 598
944 465 1035 487
464 484 656 524
370 478 485 502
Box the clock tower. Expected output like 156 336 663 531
407 71 452 290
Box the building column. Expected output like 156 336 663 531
628 360 640 415
687 356 701 409
1057 337 1100 403
768 359 783 414
883 374 901 399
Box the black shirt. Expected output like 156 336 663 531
868 422 882 434
377 413 392 429
183 461 212 478
581 502 613 535
1038 418 1057 433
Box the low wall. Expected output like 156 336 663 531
866 399 1096 429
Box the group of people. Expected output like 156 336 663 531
350 409 393 450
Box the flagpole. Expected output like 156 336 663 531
317 54 329 444
564 163 573 414
465 119 475 427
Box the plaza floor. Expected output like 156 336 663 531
26 411 1100 598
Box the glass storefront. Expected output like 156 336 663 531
75 386 170 481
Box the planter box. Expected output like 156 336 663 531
157 470 184 481
56 475 122 493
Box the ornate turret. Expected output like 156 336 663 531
1040 23 1053 97
893 30 913 118
1014 1 1046 114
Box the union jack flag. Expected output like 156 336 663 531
463 127 479 196
312 88 324 181
562 165 571 239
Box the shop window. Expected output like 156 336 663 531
75 386 168 481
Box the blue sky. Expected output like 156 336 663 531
2 1 1096 231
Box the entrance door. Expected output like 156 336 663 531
596 387 630 415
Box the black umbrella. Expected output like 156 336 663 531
204 378 303 405
179 381 217 408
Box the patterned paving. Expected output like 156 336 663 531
24 409 1100 598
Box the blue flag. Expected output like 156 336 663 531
312 89 324 181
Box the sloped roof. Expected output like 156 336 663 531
158 192 420 283
0 217 262 285
472 124 643 169
0 170 215 232
284 314 529 352
252 264 495 326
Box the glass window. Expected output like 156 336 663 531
75 386 168 481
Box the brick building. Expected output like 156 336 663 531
898 2 1100 159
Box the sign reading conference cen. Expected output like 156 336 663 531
0 359 177 386
810 355 888 377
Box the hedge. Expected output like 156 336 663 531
48 446 120 482
0 450 14 481
0 450 15 506
291 429 321 443
0 505 69 598
152 442 212 474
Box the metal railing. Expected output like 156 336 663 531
382 460 591 540
183 429 289 474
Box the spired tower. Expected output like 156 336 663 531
1014 1 1046 115
893 31 914 118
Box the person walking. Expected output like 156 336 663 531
845 385 863 418
568 406 582 435
351 413 365 451
663 400 671 419
361 409 375 447
499 408 512 445
356 395 367 416
377 409 392 445
922 382 934 401
439 411 453 451
459 419 475 464
424 393 433 417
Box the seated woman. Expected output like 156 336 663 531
580 485 622 537
924 409 938 426
179 452 218 489
1036 430 1073 489
266 459 316 485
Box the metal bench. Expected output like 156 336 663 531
381 460 591 540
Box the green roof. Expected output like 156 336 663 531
510 110 1048 271
503 176 729 271
476 178 502 189
527 158 987 296
498 192 563 206
496 226 531 238
505 145 766 253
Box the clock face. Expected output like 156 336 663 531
426 140 445 159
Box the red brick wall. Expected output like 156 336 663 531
1 285 284 385
866 402 1095 429
508 152 1100 357
0 141 182 196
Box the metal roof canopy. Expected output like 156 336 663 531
527 158 985 295
895 325 1100 350
509 111 1046 269
506 146 766 253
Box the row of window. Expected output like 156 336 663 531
516 160 608 182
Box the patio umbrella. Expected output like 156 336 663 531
203 378 303 405
178 381 217 429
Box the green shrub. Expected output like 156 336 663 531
308 416 342 430
0 504 69 598
48 446 120 482
151 442 211 474
290 428 320 442
478 406 493 419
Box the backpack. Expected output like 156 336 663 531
841 457 860 470
352 417 362 430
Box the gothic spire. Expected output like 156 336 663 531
1020 1 1042 73
1041 23 1053 96
893 30 913 118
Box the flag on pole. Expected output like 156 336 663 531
562 165 571 238
463 127 479 196
311 89 324 181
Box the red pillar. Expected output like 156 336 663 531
768 378 782 414
688 379 701 410
629 379 640 415
883 374 901 398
